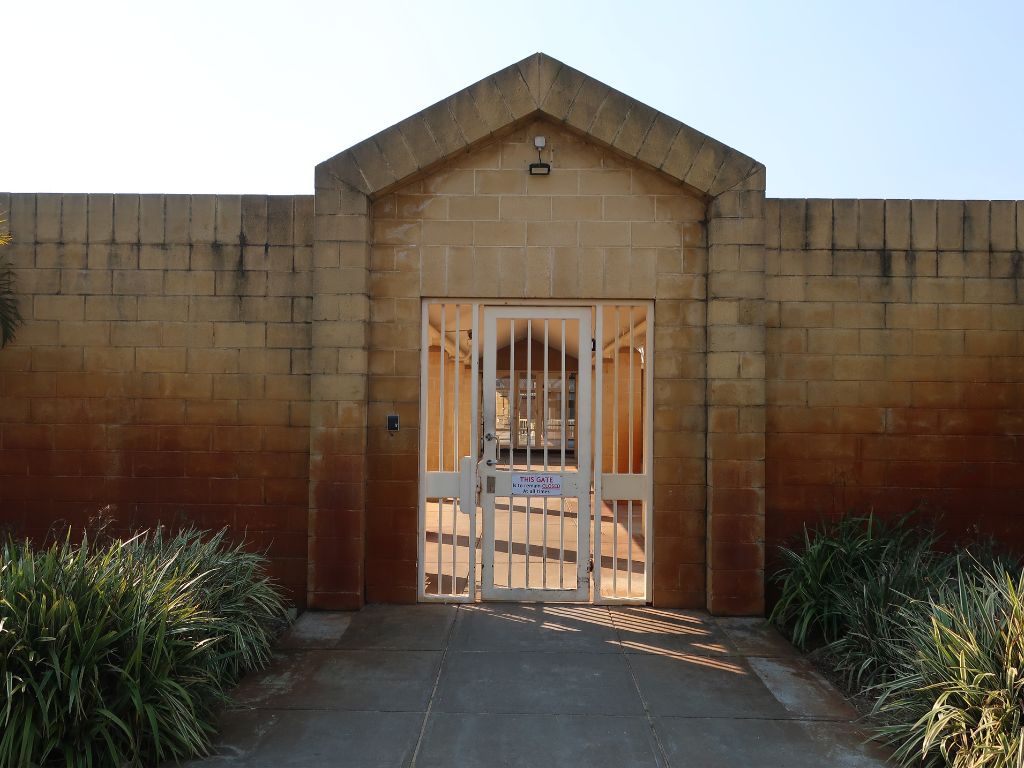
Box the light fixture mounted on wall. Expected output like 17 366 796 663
528 135 550 175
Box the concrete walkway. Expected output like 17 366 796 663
185 605 889 767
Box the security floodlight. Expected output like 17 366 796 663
529 136 551 174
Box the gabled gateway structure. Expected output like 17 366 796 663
2 53 1022 614
309 53 766 614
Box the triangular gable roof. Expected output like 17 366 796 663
316 53 761 200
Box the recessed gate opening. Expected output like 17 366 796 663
418 301 653 604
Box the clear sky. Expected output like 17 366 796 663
5 1 1022 199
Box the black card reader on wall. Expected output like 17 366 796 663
387 414 399 432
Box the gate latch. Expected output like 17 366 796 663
587 555 594 574
459 456 477 512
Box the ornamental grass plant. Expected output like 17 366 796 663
769 513 944 651
770 514 1024 768
0 527 288 768
872 563 1024 768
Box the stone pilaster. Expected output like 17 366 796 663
705 166 767 615
308 171 371 609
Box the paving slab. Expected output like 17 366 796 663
713 617 799 658
436 649 644 716
276 612 352 650
654 717 887 768
747 655 859 720
627 652 790 718
611 607 738 656
230 649 441 711
450 603 620 653
799 720 892 767
415 712 663 768
183 709 423 768
335 604 456 650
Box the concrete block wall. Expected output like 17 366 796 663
0 192 313 604
764 199 1024 560
5 185 1022 612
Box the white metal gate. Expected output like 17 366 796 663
481 306 592 600
417 301 653 604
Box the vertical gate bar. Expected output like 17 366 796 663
647 305 655 602
622 307 630 593
439 307 446 470
627 497 633 597
418 301 429 599
622 307 630 475
438 306 446 592
526 319 532 468
576 307 593 601
453 306 460 472
525 319 532 586
612 306 619 596
508 318 515 588
469 303 479 600
452 306 460 593
509 318 515 460
644 303 654 600
560 318 566 589
542 319 549 589
593 307 603 600
440 505 447 594
481 308 496 598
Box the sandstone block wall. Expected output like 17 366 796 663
764 199 1024 560
0 192 313 604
